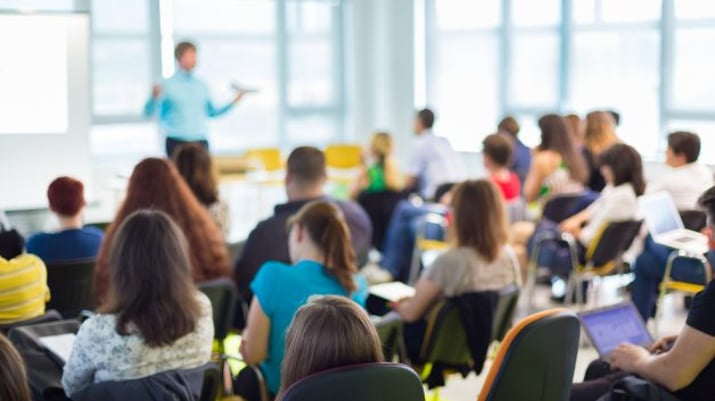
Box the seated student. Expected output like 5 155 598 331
405 108 464 200
351 131 402 198
0 333 32 401
646 131 713 210
482 133 521 202
173 143 231 237
237 201 365 399
571 187 715 401
565 113 585 149
94 158 229 303
582 111 620 193
62 210 213 397
0 210 24 260
527 143 645 280
497 116 531 188
234 147 371 301
394 179 520 361
26 177 103 264
278 296 384 396
0 247 49 324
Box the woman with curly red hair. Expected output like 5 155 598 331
94 158 229 302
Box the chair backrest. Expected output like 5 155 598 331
0 310 62 334
278 363 425 401
198 278 239 340
491 284 520 342
419 300 471 366
45 259 96 319
586 220 642 271
357 190 406 251
245 148 283 171
542 193 588 223
679 210 707 232
325 144 362 169
478 308 580 401
372 312 404 362
198 363 222 401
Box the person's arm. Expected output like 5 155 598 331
522 152 548 202
610 325 715 392
350 166 370 199
239 297 271 365
206 90 244 118
559 208 591 237
384 157 402 191
394 276 443 323
61 321 98 397
143 84 162 117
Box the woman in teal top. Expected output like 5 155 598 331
238 201 364 397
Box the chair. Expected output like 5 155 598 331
324 144 362 169
655 250 711 336
199 363 222 401
45 259 96 318
527 220 642 309
244 148 283 172
0 310 62 334
477 308 580 401
408 213 449 285
491 284 520 342
198 278 242 350
541 193 589 223
372 311 407 363
357 190 406 251
278 362 425 401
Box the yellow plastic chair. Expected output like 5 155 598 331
325 144 362 169
655 249 711 336
244 148 283 172
408 213 449 285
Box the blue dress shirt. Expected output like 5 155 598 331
143 70 233 141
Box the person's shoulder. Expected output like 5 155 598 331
81 226 105 238
2 253 45 269
194 291 213 314
255 260 291 280
26 232 48 250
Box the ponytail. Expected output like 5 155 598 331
289 201 357 293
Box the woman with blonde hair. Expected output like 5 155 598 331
236 201 366 399
278 296 384 396
352 131 401 197
583 111 620 192
394 179 520 360
94 158 229 303
0 334 31 401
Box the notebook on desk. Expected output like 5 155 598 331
578 302 653 359
369 282 415 302
38 333 75 365
639 192 708 255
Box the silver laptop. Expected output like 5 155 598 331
639 192 708 255
579 302 653 359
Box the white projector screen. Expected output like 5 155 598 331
0 13 90 210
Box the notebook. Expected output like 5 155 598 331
639 192 708 255
369 282 416 302
38 333 76 364
578 302 653 359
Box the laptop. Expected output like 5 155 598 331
639 192 708 255
579 302 653 359
38 333 75 366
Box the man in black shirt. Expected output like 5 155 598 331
571 185 715 401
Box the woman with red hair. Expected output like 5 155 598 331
94 158 229 302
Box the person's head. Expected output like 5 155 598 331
450 179 508 262
564 113 584 145
47 176 85 218
97 158 228 299
482 133 514 172
414 108 435 134
172 143 218 207
585 111 618 155
287 201 357 293
0 334 31 401
280 296 384 393
497 116 520 138
598 143 645 196
698 186 715 249
666 131 701 167
100 209 202 347
537 114 588 183
175 41 197 71
285 146 327 199
369 132 393 166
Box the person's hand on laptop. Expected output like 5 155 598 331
649 335 677 354
609 342 651 372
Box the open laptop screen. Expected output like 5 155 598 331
639 192 682 236
580 303 652 358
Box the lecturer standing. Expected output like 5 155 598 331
144 41 245 157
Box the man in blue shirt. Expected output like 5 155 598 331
144 41 246 157
498 116 531 187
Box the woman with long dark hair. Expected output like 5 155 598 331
62 210 213 397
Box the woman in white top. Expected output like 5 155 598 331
62 210 214 397
394 179 521 360
529 143 645 277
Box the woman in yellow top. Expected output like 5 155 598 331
0 253 49 324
